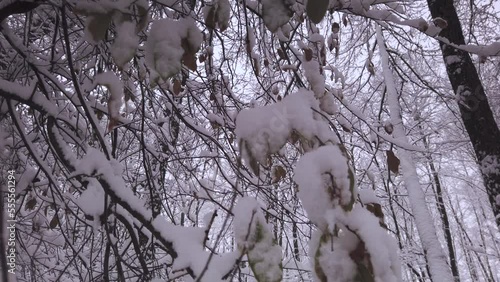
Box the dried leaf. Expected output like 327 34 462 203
199 53 206 63
173 79 182 95
306 0 329 24
342 14 348 26
124 86 135 102
244 141 260 176
25 198 37 211
417 20 429 32
331 22 340 33
49 214 59 229
384 122 393 134
277 48 286 60
340 124 352 133
86 14 111 43
432 17 448 29
386 150 400 174
262 0 292 32
136 5 149 32
304 48 313 61
181 38 198 71
272 165 286 183
182 52 197 71
210 121 220 129
108 118 119 131
290 131 300 144
253 57 260 76
96 109 103 120
205 6 217 29
367 61 375 75
366 203 387 229
320 45 326 66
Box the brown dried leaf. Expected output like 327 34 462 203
136 5 149 32
242 140 260 176
331 22 340 33
86 13 111 43
386 150 400 174
272 166 287 183
304 48 313 61
253 57 260 76
342 14 348 26
205 6 217 29
384 122 394 134
181 38 198 71
290 131 300 144
417 20 429 32
306 0 329 24
277 48 286 60
320 45 326 66
49 214 59 229
25 198 37 211
199 53 206 63
340 124 352 133
182 52 197 71
432 17 448 29
108 118 119 131
173 79 182 95
367 61 375 75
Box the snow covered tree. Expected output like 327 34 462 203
1 0 499 281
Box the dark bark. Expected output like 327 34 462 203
426 0 500 227
0 0 42 23
424 135 460 281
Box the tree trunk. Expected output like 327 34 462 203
377 26 454 281
421 132 460 280
426 0 500 227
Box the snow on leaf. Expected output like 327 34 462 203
261 0 293 33
234 197 282 282
339 207 401 282
293 145 355 229
93 72 124 130
303 56 325 97
111 20 139 69
146 17 202 82
204 0 231 31
75 179 105 220
311 230 357 282
235 90 338 170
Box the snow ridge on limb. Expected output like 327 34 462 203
376 25 454 281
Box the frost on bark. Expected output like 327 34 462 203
427 0 500 227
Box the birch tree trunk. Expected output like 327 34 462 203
376 26 455 282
